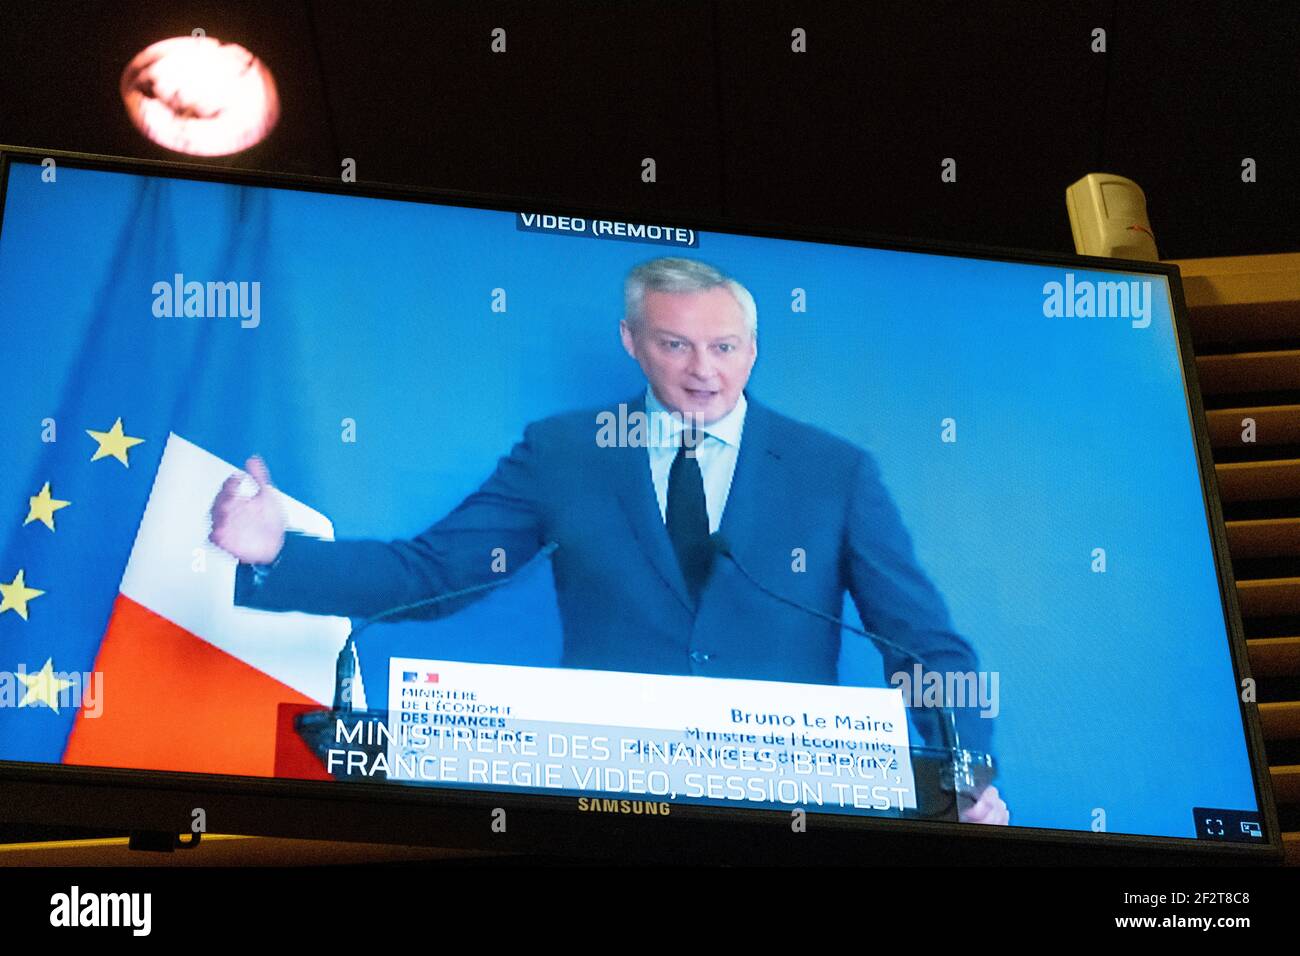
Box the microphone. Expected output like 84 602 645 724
331 541 560 711
710 534 960 756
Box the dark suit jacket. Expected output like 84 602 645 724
235 392 990 751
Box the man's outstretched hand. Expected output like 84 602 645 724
208 455 287 565
959 784 1010 825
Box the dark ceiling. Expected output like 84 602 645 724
1 0 1296 259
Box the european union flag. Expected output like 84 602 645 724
0 166 274 762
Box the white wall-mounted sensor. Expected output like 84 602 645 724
1065 173 1159 261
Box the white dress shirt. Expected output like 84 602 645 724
644 387 747 535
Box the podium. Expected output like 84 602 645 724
294 706 996 822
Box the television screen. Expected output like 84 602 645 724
0 149 1277 860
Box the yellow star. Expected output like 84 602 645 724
0 569 45 621
17 658 75 713
87 417 145 466
24 481 71 531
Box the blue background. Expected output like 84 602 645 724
0 162 1259 837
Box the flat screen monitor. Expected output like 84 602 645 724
0 147 1279 863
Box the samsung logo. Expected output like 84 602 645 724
577 798 672 816
1042 273 1152 328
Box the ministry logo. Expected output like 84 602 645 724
402 671 439 684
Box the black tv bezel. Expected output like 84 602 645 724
0 145 1281 865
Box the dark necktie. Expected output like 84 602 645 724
666 428 713 603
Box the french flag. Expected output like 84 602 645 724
62 434 361 780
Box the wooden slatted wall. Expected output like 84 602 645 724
1171 252 1300 864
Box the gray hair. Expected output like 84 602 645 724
623 257 758 338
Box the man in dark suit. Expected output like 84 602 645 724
209 256 1008 824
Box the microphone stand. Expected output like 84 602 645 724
711 536 982 820
296 542 560 768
